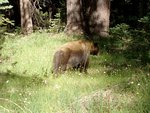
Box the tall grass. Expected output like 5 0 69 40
0 31 149 113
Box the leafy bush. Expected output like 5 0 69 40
109 23 132 50
0 0 14 34
48 11 65 33
0 14 14 26
32 8 65 33
108 17 150 64
138 13 150 31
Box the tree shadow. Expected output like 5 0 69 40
0 71 47 95
99 36 149 71
98 25 150 65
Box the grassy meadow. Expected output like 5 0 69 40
0 31 150 113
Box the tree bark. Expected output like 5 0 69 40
65 0 84 35
20 0 33 34
88 0 110 37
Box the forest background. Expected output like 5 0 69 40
0 0 150 113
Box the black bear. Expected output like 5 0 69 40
52 40 99 75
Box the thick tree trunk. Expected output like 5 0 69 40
65 0 84 35
20 0 33 34
88 0 110 37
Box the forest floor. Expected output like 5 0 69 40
0 31 149 113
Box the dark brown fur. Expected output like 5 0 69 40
52 40 98 75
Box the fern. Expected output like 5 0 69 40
0 0 14 27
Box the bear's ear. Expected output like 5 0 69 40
93 42 98 47
90 42 99 55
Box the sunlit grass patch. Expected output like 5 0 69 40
1 32 66 76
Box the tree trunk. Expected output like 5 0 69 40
20 0 33 34
88 0 110 37
65 0 84 35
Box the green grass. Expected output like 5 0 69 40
0 31 149 113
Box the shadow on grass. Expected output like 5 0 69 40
0 71 47 96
